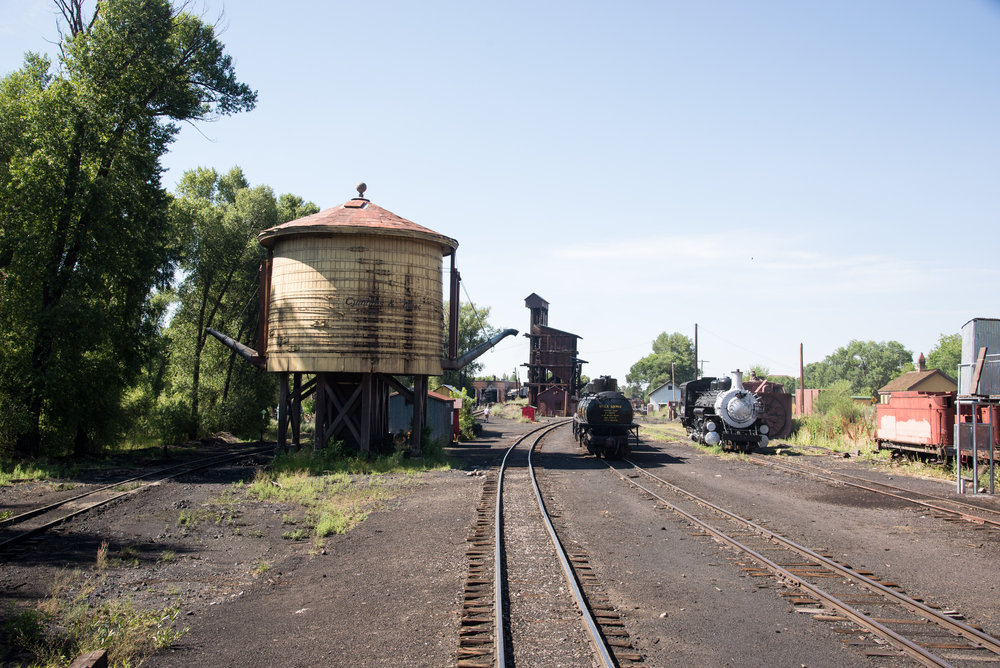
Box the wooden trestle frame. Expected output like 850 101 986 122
276 372 429 457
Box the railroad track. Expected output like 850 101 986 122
0 446 272 554
749 453 1000 531
458 421 644 667
604 455 1000 667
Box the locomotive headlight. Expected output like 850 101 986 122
759 424 769 435
704 431 721 446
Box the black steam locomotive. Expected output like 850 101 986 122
679 370 769 453
573 376 638 459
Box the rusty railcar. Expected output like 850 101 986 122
742 376 793 439
876 391 1000 459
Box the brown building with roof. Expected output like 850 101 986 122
522 294 583 416
877 353 957 403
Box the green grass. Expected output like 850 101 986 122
269 441 453 476
244 468 394 539
239 445 438 541
0 461 66 486
176 508 213 529
638 421 686 443
5 568 186 667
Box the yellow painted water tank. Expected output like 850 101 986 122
257 188 457 376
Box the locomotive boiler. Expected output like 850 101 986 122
573 376 637 459
680 370 769 453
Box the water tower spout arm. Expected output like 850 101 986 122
441 328 518 371
206 328 265 368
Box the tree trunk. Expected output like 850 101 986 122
190 280 211 439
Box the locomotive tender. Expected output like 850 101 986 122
573 376 637 459
680 370 769 453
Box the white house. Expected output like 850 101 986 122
648 381 680 412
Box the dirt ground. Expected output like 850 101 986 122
2 418 1000 667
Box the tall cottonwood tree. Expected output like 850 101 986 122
163 167 317 439
626 332 696 398
926 333 961 376
805 340 913 396
0 0 255 456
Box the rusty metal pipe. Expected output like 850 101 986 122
448 251 459 361
206 328 263 367
441 328 518 371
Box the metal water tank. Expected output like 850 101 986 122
257 187 457 376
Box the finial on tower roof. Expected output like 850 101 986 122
356 182 367 198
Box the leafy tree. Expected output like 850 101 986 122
926 333 961 377
805 340 913 396
166 168 269 436
813 380 864 421
748 364 770 378
0 0 255 457
277 193 319 224
439 301 499 393
626 332 695 398
158 168 316 440
765 374 798 394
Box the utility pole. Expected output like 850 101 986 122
798 342 805 417
694 323 698 379
669 362 677 419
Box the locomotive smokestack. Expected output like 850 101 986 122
731 369 744 389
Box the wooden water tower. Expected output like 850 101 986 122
210 184 516 454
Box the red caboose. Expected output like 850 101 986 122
875 392 955 457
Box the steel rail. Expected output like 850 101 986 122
606 458 1000 667
0 446 272 529
0 446 272 552
750 454 1000 528
494 419 615 668
493 422 561 668
623 458 1000 658
527 424 616 668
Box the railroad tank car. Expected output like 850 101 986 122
679 370 769 453
573 376 637 459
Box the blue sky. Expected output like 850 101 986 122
3 1 1000 386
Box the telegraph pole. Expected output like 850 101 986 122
694 323 698 379
798 343 805 417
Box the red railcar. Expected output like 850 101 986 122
876 391 999 458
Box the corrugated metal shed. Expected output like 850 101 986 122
389 391 455 446
960 318 1000 396
961 318 1000 365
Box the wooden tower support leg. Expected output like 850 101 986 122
277 372 289 454
412 375 428 457
314 373 329 454
291 372 302 450
360 374 373 457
